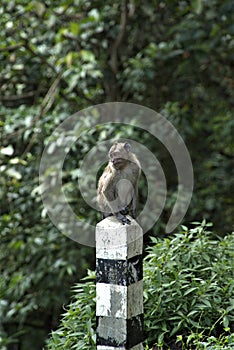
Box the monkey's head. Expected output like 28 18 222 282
109 142 132 170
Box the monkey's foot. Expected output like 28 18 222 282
116 213 131 225
120 206 129 216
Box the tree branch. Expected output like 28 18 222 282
21 72 62 158
0 92 36 101
109 0 128 74
0 44 22 53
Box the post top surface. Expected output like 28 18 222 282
96 216 141 230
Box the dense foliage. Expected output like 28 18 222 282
46 223 234 350
0 0 233 349
144 222 234 349
46 270 96 350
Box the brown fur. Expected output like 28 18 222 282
97 142 141 224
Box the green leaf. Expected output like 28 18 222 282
1 145 14 156
184 287 198 296
6 168 22 180
33 1 46 17
70 22 80 35
192 0 203 15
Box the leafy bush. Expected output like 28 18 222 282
144 221 234 349
178 332 234 350
46 222 234 349
46 270 96 350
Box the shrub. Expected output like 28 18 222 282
46 270 96 350
144 221 234 348
178 332 234 350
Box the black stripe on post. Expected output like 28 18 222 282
127 314 144 348
96 255 143 286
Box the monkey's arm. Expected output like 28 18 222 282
98 170 118 213
97 172 113 217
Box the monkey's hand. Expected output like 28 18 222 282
116 212 131 225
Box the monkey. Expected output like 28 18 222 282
97 142 141 225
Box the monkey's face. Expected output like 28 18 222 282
109 142 131 170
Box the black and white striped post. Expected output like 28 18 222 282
96 216 144 350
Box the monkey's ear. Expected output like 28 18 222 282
124 142 131 152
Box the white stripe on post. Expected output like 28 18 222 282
96 216 144 350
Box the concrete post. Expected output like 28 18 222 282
96 216 144 350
